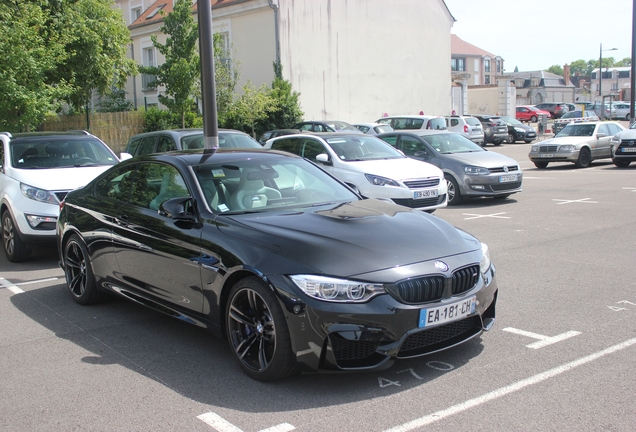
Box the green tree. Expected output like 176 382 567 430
0 1 71 131
616 57 631 67
97 88 133 112
225 82 276 137
547 65 563 76
266 62 303 129
568 60 588 75
140 0 199 128
213 34 240 126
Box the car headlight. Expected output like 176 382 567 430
514 127 525 133
20 183 58 205
531 145 539 152
464 165 490 175
480 242 491 274
364 174 400 187
559 145 576 152
290 275 385 302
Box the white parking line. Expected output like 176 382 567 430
502 327 581 349
622 187 636 192
462 212 510 220
383 336 636 431
0 277 24 294
552 198 597 205
197 412 295 432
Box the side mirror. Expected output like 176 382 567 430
413 151 428 158
596 133 606 139
316 153 332 165
120 152 133 161
159 197 197 222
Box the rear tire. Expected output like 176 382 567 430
64 234 106 305
2 211 30 263
531 115 538 123
445 175 463 205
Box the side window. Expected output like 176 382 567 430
451 119 459 127
298 123 313 131
0 141 4 168
607 124 620 135
301 139 327 162
271 137 302 155
400 137 427 156
357 126 369 133
127 138 142 156
135 163 190 211
411 119 424 129
379 135 398 146
95 164 140 202
157 135 177 153
136 136 158 156
597 124 609 136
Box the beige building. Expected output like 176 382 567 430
112 0 457 124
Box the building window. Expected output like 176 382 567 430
602 71 612 79
484 59 491 73
142 47 157 91
451 58 465 72
612 83 619 91
131 6 142 22
618 71 630 78
216 31 231 67
485 75 491 85
496 60 501 73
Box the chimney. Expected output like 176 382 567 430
563 64 571 85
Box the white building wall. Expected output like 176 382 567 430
278 0 454 123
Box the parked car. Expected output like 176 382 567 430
528 121 626 168
552 111 600 135
498 116 537 143
57 148 498 381
292 120 362 133
264 133 447 212
516 105 552 123
0 131 119 262
375 115 447 131
563 103 576 112
535 103 569 119
470 115 508 145
586 102 617 119
444 115 484 145
353 122 394 135
122 129 261 158
609 121 636 167
258 129 302 145
377 130 523 205
611 102 633 121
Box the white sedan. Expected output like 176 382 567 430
265 133 447 212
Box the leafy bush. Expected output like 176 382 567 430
142 107 202 132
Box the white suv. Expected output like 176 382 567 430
445 115 485 145
264 133 447 212
0 131 119 262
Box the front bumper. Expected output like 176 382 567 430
269 255 498 373
458 171 523 198
529 149 579 164
2 197 59 243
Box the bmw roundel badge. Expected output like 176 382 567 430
434 261 449 272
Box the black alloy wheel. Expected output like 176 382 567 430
534 161 549 169
445 175 463 205
226 277 293 381
494 140 502 146
2 211 29 263
64 234 106 305
575 147 592 168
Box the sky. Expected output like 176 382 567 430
443 0 634 73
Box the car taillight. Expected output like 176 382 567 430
464 125 469 133
59 201 64 212
488 122 497 127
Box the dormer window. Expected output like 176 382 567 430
147 3 166 19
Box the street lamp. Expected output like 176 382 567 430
599 43 618 101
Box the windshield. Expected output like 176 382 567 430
500 116 522 125
561 111 583 119
420 133 485 154
11 137 118 169
556 124 596 137
325 121 359 132
194 156 357 213
181 133 262 149
325 135 404 161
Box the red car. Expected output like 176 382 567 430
516 105 552 123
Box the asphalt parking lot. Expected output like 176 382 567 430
1 141 635 431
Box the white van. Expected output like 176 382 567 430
376 115 447 131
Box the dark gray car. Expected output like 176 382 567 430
378 130 523 205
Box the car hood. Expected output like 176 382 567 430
10 166 112 190
444 151 520 168
539 136 594 146
339 157 442 179
217 199 480 277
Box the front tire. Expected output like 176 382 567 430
2 211 30 263
64 234 106 305
534 161 549 169
445 175 463 205
226 276 294 381
613 159 631 168
506 133 515 144
575 147 591 168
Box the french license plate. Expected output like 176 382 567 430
499 174 518 183
419 296 476 328
622 148 636 153
540 153 554 158
413 190 438 199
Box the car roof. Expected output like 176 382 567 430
129 128 247 140
127 148 300 167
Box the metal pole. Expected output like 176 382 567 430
599 43 602 105
198 0 219 152
630 0 636 123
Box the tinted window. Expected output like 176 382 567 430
157 135 177 153
301 139 327 162
399 137 428 156
95 164 138 202
136 136 157 156
10 137 117 168
271 137 302 155
427 118 446 130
